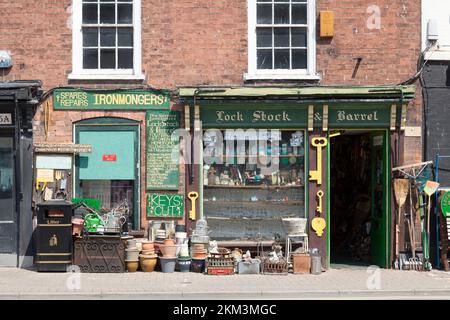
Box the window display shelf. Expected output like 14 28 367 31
204 200 304 205
204 185 304 189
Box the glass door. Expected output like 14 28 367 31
0 136 15 254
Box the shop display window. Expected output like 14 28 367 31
203 129 306 240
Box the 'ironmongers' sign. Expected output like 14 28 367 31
147 193 184 218
53 89 170 110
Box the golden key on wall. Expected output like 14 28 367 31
309 137 328 185
316 190 324 214
188 192 199 220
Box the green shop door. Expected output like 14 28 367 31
75 120 139 229
370 131 390 268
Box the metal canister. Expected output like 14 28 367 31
310 248 322 275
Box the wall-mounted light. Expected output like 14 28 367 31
0 51 12 68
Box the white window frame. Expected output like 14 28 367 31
245 0 319 80
69 0 144 80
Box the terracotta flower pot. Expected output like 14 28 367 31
126 260 139 272
160 245 177 257
142 241 154 251
193 252 208 259
141 250 155 256
139 255 158 272
164 239 176 246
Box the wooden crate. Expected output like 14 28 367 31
207 267 235 275
262 259 288 275
292 253 311 274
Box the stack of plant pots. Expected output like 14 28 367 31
159 238 177 273
191 244 208 273
139 241 158 272
177 243 191 272
125 239 139 272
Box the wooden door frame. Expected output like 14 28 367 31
73 118 140 229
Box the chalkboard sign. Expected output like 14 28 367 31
146 110 180 190
147 193 184 218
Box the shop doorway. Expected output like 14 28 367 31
74 118 140 230
0 134 16 262
329 130 388 268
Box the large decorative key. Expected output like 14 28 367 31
316 190 324 214
309 137 328 185
188 191 199 220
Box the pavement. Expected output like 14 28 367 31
1 266 450 299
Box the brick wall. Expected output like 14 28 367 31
0 0 422 226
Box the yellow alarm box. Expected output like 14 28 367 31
320 11 334 37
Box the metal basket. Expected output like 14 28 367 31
282 218 307 235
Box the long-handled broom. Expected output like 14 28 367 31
393 179 410 269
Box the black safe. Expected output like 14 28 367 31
35 200 73 272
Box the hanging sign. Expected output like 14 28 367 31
34 143 92 154
146 110 180 190
53 89 170 110
147 193 184 218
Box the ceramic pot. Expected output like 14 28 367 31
175 232 187 244
160 257 177 273
160 245 177 257
141 250 155 256
177 258 191 272
178 244 189 257
164 239 176 246
139 254 158 272
135 242 143 252
142 241 155 251
126 260 139 272
193 252 208 259
191 258 206 273
125 249 140 261
127 239 136 248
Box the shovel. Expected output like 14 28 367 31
423 180 440 270
393 179 410 269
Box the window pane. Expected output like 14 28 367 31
257 4 272 24
292 49 307 69
100 4 115 23
118 4 133 24
274 28 289 47
118 49 133 68
291 27 307 47
82 4 98 24
274 49 290 68
118 28 133 46
274 4 289 24
292 4 307 24
100 49 115 68
257 49 272 69
83 27 98 47
83 49 98 69
100 27 116 46
256 28 272 47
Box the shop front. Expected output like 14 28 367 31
0 81 42 267
180 86 415 269
34 88 174 233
